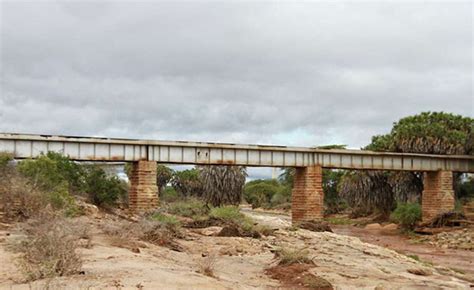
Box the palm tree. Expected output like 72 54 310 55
199 165 247 207
340 112 474 216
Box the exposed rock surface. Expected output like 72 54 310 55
0 209 471 289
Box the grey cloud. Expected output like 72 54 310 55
1 1 472 153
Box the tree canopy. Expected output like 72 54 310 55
340 112 474 216
365 112 473 155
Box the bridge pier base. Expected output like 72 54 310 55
291 165 324 224
422 170 454 222
129 160 159 212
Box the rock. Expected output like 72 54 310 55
298 221 332 232
382 223 398 231
77 200 100 217
199 226 223 236
218 225 243 237
407 268 432 276
219 247 238 256
365 223 382 230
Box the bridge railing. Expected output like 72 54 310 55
0 133 473 172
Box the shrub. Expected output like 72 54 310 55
209 206 242 221
161 186 179 202
0 152 13 169
209 206 254 231
390 202 422 229
18 152 85 193
244 180 281 208
167 198 208 218
270 186 292 207
151 212 181 228
0 171 46 221
45 152 85 192
139 219 183 250
18 155 66 192
11 155 80 217
83 166 127 207
47 181 81 216
197 254 217 277
101 217 183 251
274 247 313 265
171 169 203 197
13 215 83 281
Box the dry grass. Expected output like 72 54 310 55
0 169 46 222
11 213 86 281
274 247 313 266
197 254 217 277
101 217 184 252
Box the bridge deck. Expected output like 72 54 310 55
0 133 473 172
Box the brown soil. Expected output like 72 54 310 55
266 263 333 290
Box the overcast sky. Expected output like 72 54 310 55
1 1 472 154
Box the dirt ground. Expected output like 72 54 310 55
0 208 473 289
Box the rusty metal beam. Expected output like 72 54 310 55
0 133 473 172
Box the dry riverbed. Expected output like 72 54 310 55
0 209 473 289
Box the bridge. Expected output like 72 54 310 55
1 133 473 222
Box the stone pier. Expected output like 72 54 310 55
422 170 454 222
129 160 159 211
291 165 324 223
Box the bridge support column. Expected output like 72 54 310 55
422 170 454 222
129 160 158 212
291 165 324 224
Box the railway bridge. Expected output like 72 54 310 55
1 133 473 223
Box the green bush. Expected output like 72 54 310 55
171 169 203 197
17 154 80 215
18 152 85 193
47 181 81 216
83 166 127 207
244 179 282 208
167 198 208 218
18 155 67 192
210 206 242 220
209 206 254 231
161 186 179 202
270 186 292 206
0 152 13 169
151 212 181 228
390 202 421 229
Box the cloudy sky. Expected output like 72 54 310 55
1 1 472 153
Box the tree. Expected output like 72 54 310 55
199 165 247 207
323 169 346 214
156 165 174 194
83 166 127 207
244 179 281 208
171 168 203 197
340 112 474 216
366 112 473 155
339 171 393 216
